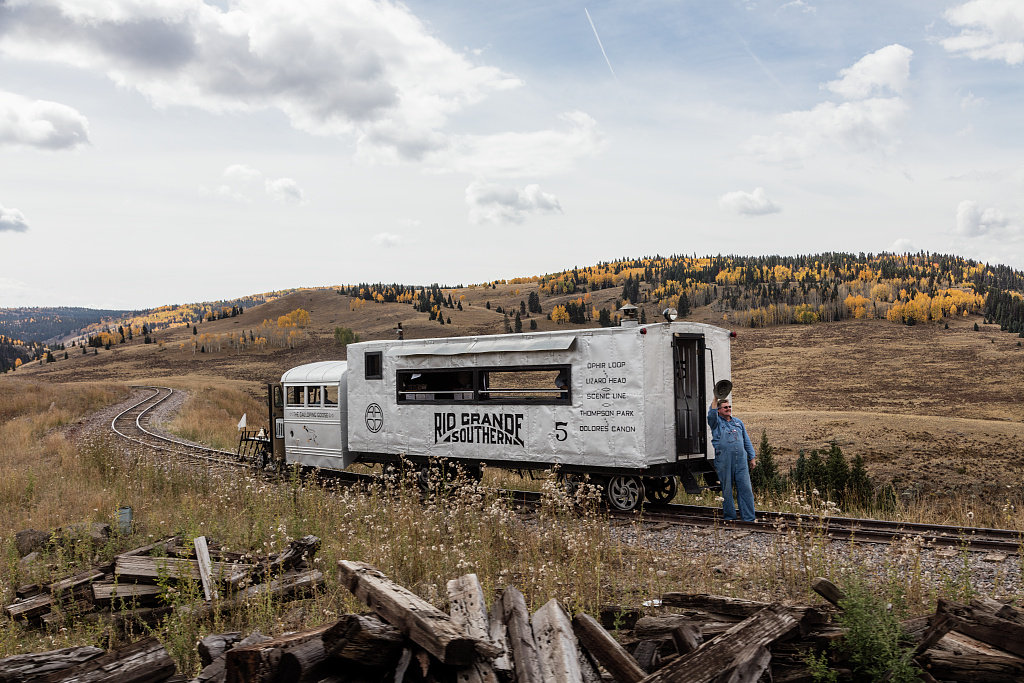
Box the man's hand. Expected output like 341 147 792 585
749 457 757 469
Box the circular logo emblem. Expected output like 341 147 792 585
364 403 384 433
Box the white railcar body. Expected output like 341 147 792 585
277 321 731 476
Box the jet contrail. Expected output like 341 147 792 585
585 8 617 80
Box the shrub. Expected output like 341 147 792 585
334 327 360 348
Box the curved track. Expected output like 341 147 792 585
110 386 248 468
111 387 1023 554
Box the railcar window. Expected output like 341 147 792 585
286 386 304 406
324 385 338 405
482 368 567 400
365 352 383 380
396 366 569 404
307 386 321 406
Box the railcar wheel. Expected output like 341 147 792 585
556 473 587 500
605 475 645 512
644 476 678 504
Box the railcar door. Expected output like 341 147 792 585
672 334 706 456
267 382 285 463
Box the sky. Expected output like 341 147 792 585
1 0 1023 309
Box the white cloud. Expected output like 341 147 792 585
745 98 907 162
745 45 912 163
943 0 1024 65
778 1 816 14
718 187 781 216
373 232 402 248
465 180 562 224
890 238 915 253
0 0 521 162
825 45 912 100
955 199 1013 236
0 203 30 232
265 177 305 205
433 111 605 178
0 90 89 149
201 164 305 204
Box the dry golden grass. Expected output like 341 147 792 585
0 380 1019 673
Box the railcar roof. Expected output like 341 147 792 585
281 360 348 384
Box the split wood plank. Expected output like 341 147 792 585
194 536 217 601
532 599 583 683
571 612 646 683
810 577 845 608
671 624 702 656
717 645 771 683
488 592 514 679
181 569 324 622
971 596 1024 626
501 586 542 683
114 555 252 582
637 604 798 683
224 624 330 683
0 645 104 681
91 582 162 604
321 614 404 667
197 632 241 667
937 598 1024 657
115 536 180 559
447 573 499 683
660 592 829 626
226 535 320 588
32 635 174 683
337 560 488 666
5 569 106 620
919 649 1024 682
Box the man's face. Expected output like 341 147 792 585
718 402 732 418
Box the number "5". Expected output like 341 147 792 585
554 421 568 442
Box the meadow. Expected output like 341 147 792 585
0 377 1019 675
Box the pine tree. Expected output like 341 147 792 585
847 453 873 508
677 293 690 318
530 319 538 330
824 441 850 502
514 311 522 333
192 325 198 335
639 307 647 324
751 429 782 494
598 308 612 327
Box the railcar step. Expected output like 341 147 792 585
678 461 721 495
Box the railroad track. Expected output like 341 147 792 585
110 386 249 468
111 387 1023 555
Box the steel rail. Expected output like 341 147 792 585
109 388 1022 554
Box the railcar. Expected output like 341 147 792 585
264 318 733 511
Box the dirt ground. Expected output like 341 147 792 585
8 286 1024 498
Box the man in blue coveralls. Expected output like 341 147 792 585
707 397 757 522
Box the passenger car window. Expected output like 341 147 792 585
286 386 303 406
324 386 338 405
306 386 321 406
365 352 383 380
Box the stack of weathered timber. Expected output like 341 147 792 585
811 577 1024 682
4 561 1024 682
188 561 827 682
4 534 323 633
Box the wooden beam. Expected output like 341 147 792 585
637 604 798 683
0 645 104 681
447 573 499 683
937 599 1024 657
501 586 542 683
337 560 489 666
194 536 218 601
224 624 330 683
532 599 583 683
571 612 646 683
810 577 846 608
31 636 175 683
321 614 404 666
